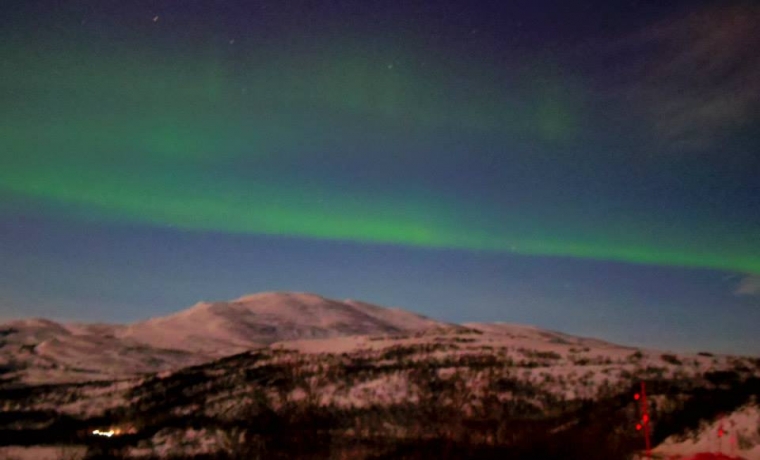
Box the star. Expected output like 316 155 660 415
152 15 160 23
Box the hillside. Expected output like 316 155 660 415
116 292 445 354
0 293 758 459
1 322 758 458
0 319 202 386
0 292 446 385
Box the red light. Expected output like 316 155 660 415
634 393 640 400
636 424 642 431
642 414 649 422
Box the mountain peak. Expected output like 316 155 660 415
233 291 330 304
116 292 444 355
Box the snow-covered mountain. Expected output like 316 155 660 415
0 318 204 385
116 292 446 354
2 316 757 459
0 292 446 384
1 293 758 459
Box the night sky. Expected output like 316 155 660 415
1 0 758 354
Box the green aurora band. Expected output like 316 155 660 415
1 39 758 274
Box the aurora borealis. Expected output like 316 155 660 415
1 0 759 353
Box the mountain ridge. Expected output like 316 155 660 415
3 292 757 458
0 292 447 384
0 291 708 387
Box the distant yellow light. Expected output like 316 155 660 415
92 429 115 437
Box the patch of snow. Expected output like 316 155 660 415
654 404 760 459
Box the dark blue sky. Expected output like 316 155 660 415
1 211 758 355
0 0 758 354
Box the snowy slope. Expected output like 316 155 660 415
0 319 204 385
342 299 444 331
0 291 745 391
3 321 754 460
117 292 447 354
0 292 447 384
2 300 757 460
463 322 620 348
653 404 760 459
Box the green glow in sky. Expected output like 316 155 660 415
1 39 757 275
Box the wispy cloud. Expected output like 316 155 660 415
735 275 760 296
605 4 760 149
